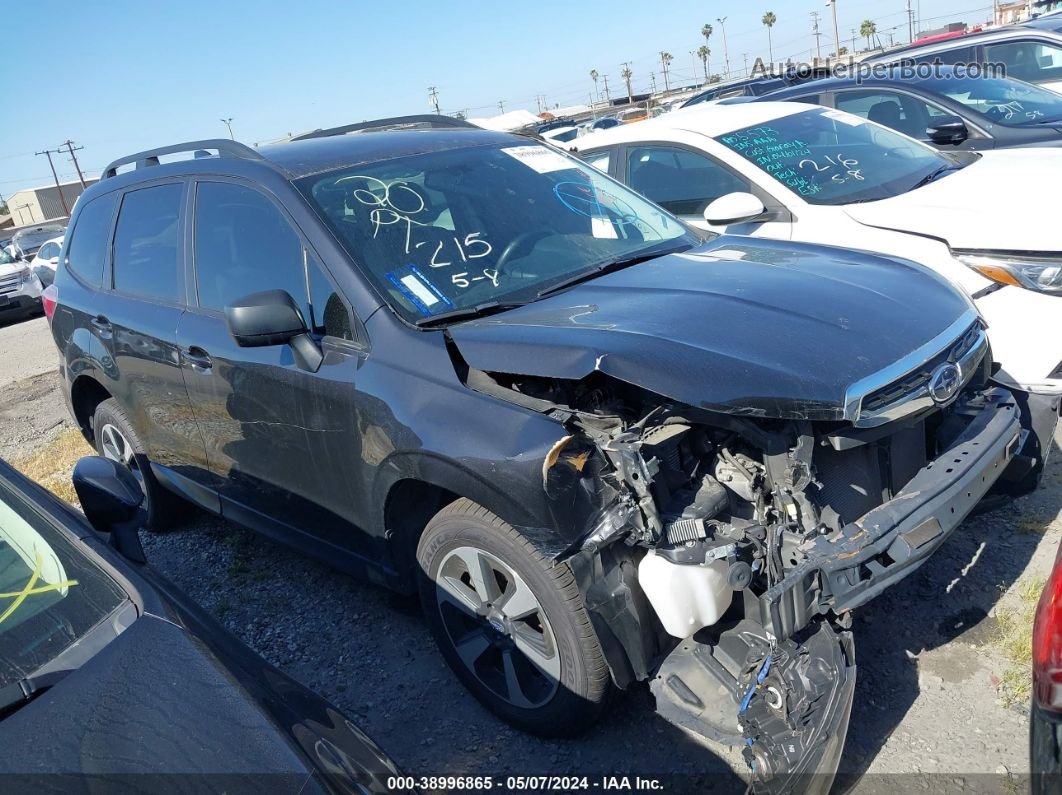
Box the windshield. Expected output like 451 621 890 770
13 228 64 251
715 107 955 205
0 474 126 689
298 142 693 323
928 75 1062 125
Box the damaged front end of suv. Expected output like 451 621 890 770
447 242 1024 793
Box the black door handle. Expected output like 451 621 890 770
90 315 111 332
182 346 212 370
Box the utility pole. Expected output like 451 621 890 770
428 86 440 114
743 53 749 76
851 28 857 53
35 148 70 216
659 52 672 94
61 140 86 188
906 0 915 42
536 94 545 113
621 61 634 102
811 11 823 61
497 100 506 113
717 17 731 80
827 0 841 59
602 74 611 103
649 72 657 93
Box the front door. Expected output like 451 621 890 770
176 179 376 560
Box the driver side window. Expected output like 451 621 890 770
834 90 948 140
626 145 751 217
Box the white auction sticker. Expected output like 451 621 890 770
823 109 865 127
400 274 440 307
501 145 576 173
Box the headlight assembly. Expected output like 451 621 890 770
956 252 1062 295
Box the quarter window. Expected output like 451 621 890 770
112 184 183 301
37 242 59 261
626 145 751 217
307 253 354 341
65 192 118 287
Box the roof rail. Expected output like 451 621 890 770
101 139 267 180
289 114 478 141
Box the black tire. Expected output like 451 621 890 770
416 498 612 736
91 398 186 531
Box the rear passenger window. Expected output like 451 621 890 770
112 184 183 302
65 192 118 287
193 182 306 315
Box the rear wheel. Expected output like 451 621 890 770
416 499 612 736
91 398 186 530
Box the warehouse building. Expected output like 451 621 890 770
5 178 98 226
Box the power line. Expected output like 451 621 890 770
34 149 70 216
61 140 86 188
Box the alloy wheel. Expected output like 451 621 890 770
435 545 561 709
98 423 146 492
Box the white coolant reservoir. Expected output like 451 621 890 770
637 550 734 639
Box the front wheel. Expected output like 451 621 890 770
416 499 612 736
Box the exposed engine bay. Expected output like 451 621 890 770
461 342 1023 793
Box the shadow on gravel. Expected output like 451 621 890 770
834 435 1062 789
142 516 745 791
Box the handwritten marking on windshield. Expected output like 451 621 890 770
0 549 79 625
798 154 864 185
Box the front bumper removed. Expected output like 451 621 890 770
760 387 1022 640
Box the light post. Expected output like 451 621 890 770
220 118 234 140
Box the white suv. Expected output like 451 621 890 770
0 247 43 321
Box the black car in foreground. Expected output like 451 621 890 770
0 456 405 793
44 118 1029 792
762 65 1062 150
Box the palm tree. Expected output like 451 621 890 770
590 69 599 100
697 45 711 81
660 51 673 93
621 66 633 102
860 19 877 51
701 23 713 45
762 11 777 64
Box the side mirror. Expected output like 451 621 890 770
926 116 968 145
225 289 307 346
703 192 767 225
225 289 323 372
72 456 146 564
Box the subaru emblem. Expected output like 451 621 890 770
928 363 961 403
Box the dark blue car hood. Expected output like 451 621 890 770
448 238 973 420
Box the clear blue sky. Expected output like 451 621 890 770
1 0 992 197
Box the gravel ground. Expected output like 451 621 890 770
0 310 1059 793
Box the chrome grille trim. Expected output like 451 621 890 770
844 310 985 428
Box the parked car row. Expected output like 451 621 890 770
0 224 65 321
26 103 1057 793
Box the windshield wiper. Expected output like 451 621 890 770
537 245 692 299
908 164 962 192
0 670 68 718
414 300 529 328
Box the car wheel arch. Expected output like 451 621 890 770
70 374 112 441
377 454 563 588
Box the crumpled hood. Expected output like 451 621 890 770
449 238 973 420
843 149 1059 252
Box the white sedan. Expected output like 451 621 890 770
573 101 1062 400
28 235 63 288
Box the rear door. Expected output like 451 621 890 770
176 178 374 557
97 181 209 483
